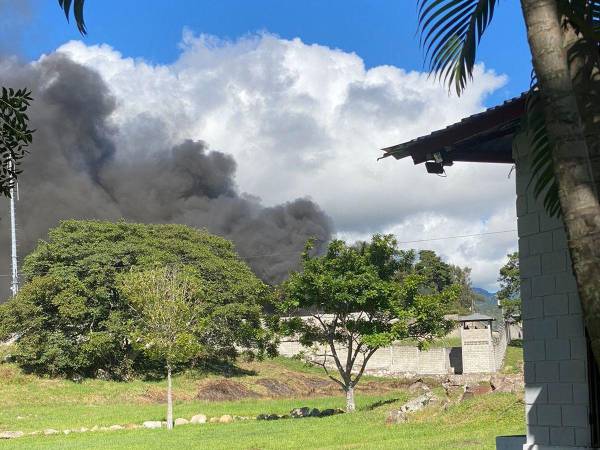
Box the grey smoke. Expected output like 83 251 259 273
0 53 332 298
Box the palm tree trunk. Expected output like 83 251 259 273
520 0 600 366
166 365 173 430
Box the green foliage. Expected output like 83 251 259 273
0 220 275 379
414 250 453 293
497 252 521 322
0 87 34 197
118 267 204 367
58 0 87 34
418 0 499 95
523 85 561 217
277 235 455 395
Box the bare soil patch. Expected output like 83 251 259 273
196 379 261 401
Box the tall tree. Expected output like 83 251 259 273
417 0 600 368
118 266 203 430
497 252 521 322
278 235 455 412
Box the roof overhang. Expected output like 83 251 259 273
380 94 526 166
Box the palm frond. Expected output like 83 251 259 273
58 0 87 35
557 0 600 44
417 0 499 95
522 75 561 218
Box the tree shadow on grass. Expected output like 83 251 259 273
363 398 401 411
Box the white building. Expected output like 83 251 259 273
382 94 600 450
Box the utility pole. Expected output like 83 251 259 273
9 160 19 297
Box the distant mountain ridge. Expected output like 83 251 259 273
472 287 501 324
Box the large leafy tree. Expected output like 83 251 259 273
417 0 600 367
497 252 522 322
0 220 275 378
277 235 455 412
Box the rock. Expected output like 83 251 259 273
408 380 430 392
109 425 124 430
142 421 162 429
256 414 269 421
174 418 189 426
386 410 408 424
63 430 71 435
308 408 320 417
90 426 99 432
387 391 437 424
209 417 220 423
43 429 59 435
461 383 493 401
319 408 336 417
219 415 233 424
78 427 89 433
290 407 311 418
267 414 280 420
190 414 207 424
0 431 23 439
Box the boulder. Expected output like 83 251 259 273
109 425 124 430
219 415 233 424
408 380 430 392
43 429 59 435
209 417 220 423
308 408 321 417
142 421 162 429
386 410 408 424
386 391 438 424
461 383 493 401
174 418 189 426
290 407 311 418
190 414 207 424
0 431 23 439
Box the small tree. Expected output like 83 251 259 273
497 252 521 323
278 235 455 412
118 266 203 430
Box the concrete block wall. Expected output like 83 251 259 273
514 135 592 449
278 340 454 375
462 327 495 373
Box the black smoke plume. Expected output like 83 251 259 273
0 54 332 299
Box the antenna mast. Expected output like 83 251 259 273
9 160 19 296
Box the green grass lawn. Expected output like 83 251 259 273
502 340 524 374
0 393 524 450
0 353 525 449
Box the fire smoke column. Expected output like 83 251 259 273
9 160 18 297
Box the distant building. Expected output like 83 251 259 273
382 95 599 450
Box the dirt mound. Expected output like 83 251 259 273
255 378 298 397
197 379 261 401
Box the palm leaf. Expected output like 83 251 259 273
58 0 87 35
522 75 561 218
418 0 499 95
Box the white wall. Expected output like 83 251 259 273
514 134 593 449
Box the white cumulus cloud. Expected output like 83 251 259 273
53 32 517 290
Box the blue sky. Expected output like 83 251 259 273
18 0 531 106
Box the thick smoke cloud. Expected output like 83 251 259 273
0 54 332 299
